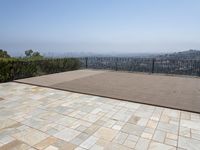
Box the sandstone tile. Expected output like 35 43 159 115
113 132 128 144
54 128 80 142
141 132 153 139
94 127 118 141
147 120 158 129
144 127 155 134
70 132 90 145
178 136 200 150
44 145 58 150
164 138 177 147
74 147 87 150
179 126 191 137
180 119 200 130
191 133 200 141
128 115 141 124
149 141 175 150
0 140 30 150
111 109 132 122
127 134 139 142
121 123 144 136
76 125 88 132
181 111 191 120
166 133 178 140
112 125 122 130
95 138 109 147
0 135 15 144
90 144 104 150
104 142 132 150
103 119 116 128
157 122 178 134
82 113 102 123
34 137 58 150
56 116 77 127
80 136 98 149
123 139 136 148
153 130 166 143
0 119 18 130
12 128 49 146
52 139 76 150
83 124 100 135
135 137 150 150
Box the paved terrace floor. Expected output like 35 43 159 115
0 82 200 150
16 70 200 113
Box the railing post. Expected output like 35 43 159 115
85 57 88 69
151 58 155 73
115 58 118 71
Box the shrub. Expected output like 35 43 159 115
0 58 80 82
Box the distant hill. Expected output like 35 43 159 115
156 50 200 60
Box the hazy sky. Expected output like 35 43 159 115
1 0 200 56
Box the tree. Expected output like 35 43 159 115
24 49 43 59
25 49 33 57
32 52 41 57
0 49 10 58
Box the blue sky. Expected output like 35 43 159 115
0 0 200 56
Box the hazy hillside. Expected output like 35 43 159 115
157 50 200 60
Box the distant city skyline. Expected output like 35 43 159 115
1 0 200 56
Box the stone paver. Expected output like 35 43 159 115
0 82 200 149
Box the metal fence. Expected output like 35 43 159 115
78 57 200 76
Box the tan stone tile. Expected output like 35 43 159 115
144 127 155 134
166 133 178 140
181 111 191 120
0 140 30 150
121 123 144 136
104 142 132 150
191 133 200 141
149 141 175 150
164 138 177 147
178 136 200 150
123 139 136 148
70 132 90 145
53 128 80 142
90 144 104 150
147 120 158 129
95 138 110 147
94 127 118 141
80 136 98 149
141 132 153 139
179 126 191 137
34 137 58 150
153 130 166 143
0 119 19 130
83 124 100 135
12 128 49 146
127 134 139 142
112 125 122 130
128 115 140 124
113 132 128 144
135 137 150 150
52 139 76 150
44 145 58 150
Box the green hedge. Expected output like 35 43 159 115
0 58 80 82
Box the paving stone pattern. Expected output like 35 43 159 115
0 82 200 150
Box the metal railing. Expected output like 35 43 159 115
78 57 200 76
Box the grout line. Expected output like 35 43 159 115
177 111 182 148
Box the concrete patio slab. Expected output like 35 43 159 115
16 70 200 113
16 70 105 86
